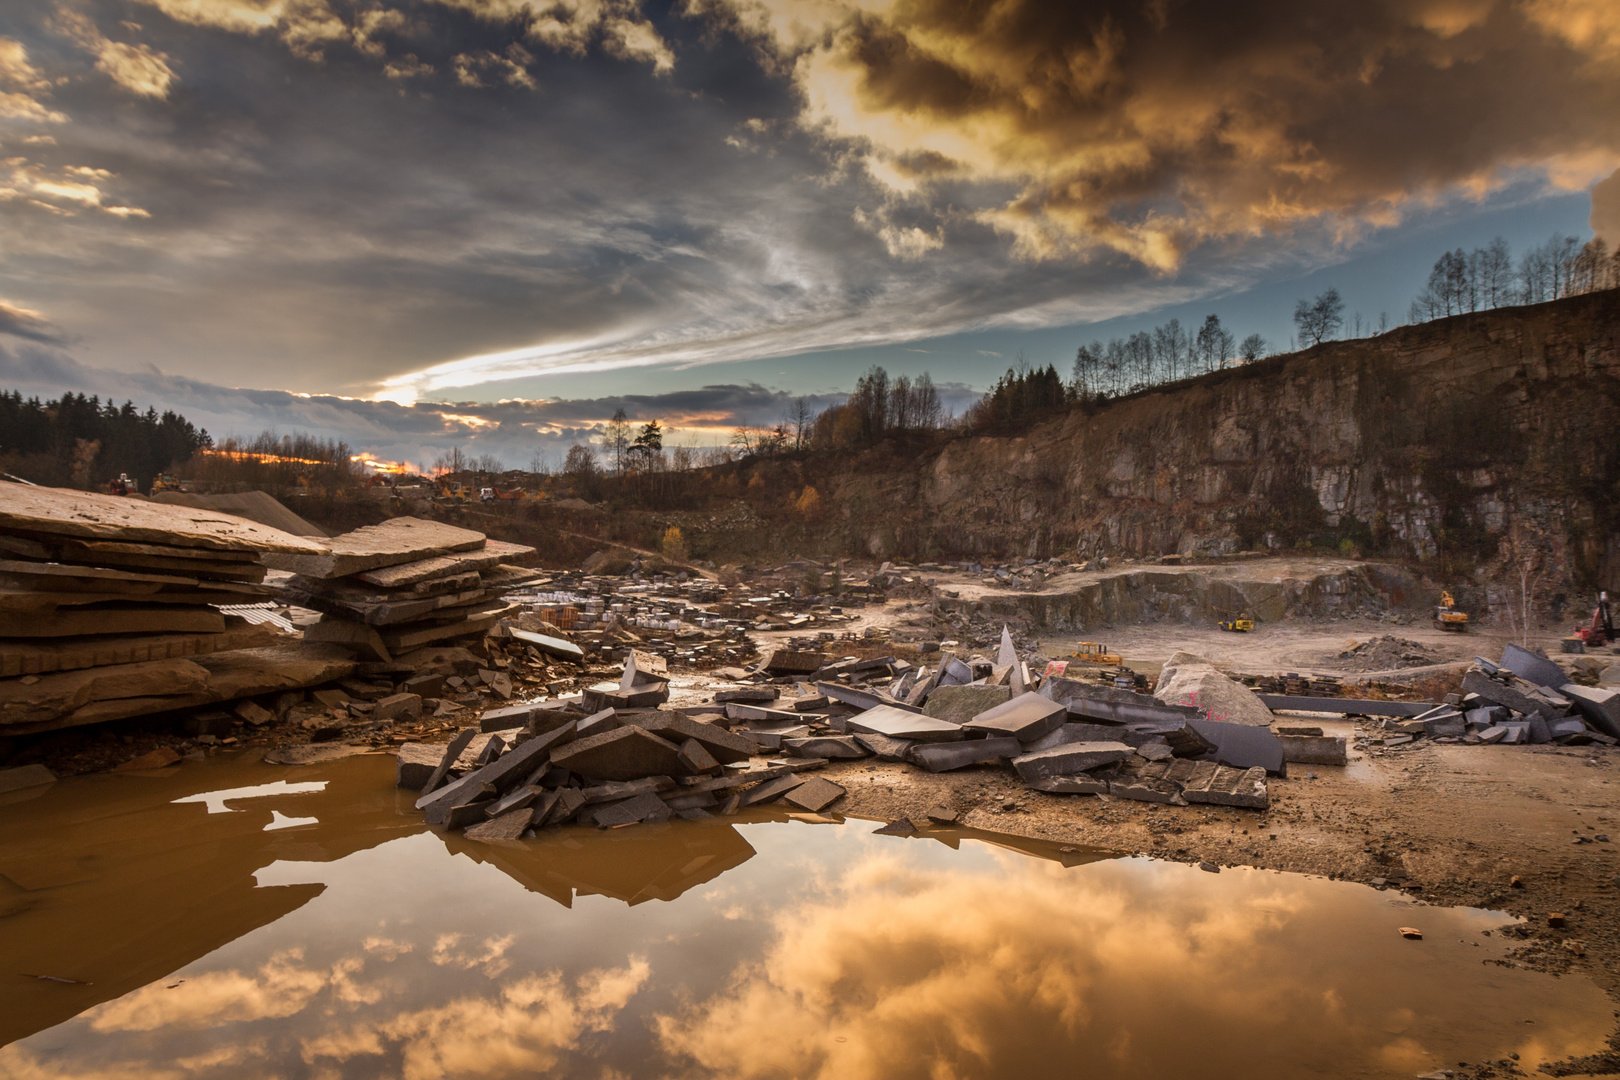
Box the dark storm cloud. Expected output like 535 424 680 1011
0 0 1615 405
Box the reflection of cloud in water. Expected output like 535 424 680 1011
300 960 650 1080
651 852 1566 1080
88 949 326 1033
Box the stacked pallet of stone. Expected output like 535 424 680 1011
271 517 542 663
0 481 354 734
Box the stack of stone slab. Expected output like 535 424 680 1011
0 481 355 733
272 517 541 663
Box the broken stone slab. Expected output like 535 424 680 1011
625 713 757 764
505 627 584 663
793 695 830 712
395 743 443 790
925 804 958 824
540 788 585 826
1550 717 1591 741
619 649 668 689
587 792 673 827
762 649 825 675
1254 694 1434 717
583 681 669 712
420 726 479 794
909 736 1023 772
452 722 577 800
1011 741 1132 783
1421 713 1466 738
581 776 675 803
665 791 718 811
922 684 1011 724
846 704 963 743
1154 651 1274 726
0 763 55 795
1188 719 1286 776
1560 684 1620 740
1501 643 1569 690
1179 762 1269 809
464 805 536 840
1026 722 1143 752
1136 740 1173 761
1028 774 1111 794
1461 668 1570 720
851 730 915 761
737 774 810 807
263 517 485 579
1277 734 1348 766
724 703 807 723
715 687 778 704
0 481 327 554
782 776 846 813
549 725 686 782
964 691 1068 743
1126 720 1217 757
1465 705 1511 729
485 784 545 818
1477 725 1509 744
817 681 921 713
1108 776 1186 805
783 736 868 759
441 793 498 829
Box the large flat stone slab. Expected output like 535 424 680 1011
782 776 846 812
1011 741 1132 783
1561 684 1620 739
264 517 487 579
846 704 962 743
909 737 1022 772
0 481 326 553
964 692 1066 743
622 713 756 764
1188 719 1286 776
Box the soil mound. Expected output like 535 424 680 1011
1337 635 1438 671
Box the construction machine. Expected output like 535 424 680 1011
1572 590 1615 648
1435 590 1469 632
1070 641 1123 666
1218 612 1254 632
151 473 183 494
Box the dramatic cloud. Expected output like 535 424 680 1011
0 0 1613 406
0 299 62 342
699 0 1620 269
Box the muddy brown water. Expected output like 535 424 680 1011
0 753 1613 1079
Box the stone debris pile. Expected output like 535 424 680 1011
0 482 357 734
400 627 1289 838
1365 644 1620 750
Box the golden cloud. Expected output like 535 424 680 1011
432 0 675 74
0 159 149 217
695 0 1620 269
54 11 175 99
0 38 68 122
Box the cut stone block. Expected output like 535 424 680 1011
576 708 620 738
847 704 963 743
1277 734 1347 766
909 737 1023 772
714 687 778 704
542 788 586 826
549 725 686 782
583 681 669 711
724 703 805 723
781 776 846 812
923 685 1011 724
965 692 1067 743
1501 643 1568 689
762 649 826 675
580 776 675 803
1182 764 1269 809
1478 726 1509 744
264 516 485 579
373 692 422 723
1027 722 1143 752
1011 741 1132 783
783 736 868 759
395 742 442 790
442 796 497 829
1462 669 1570 720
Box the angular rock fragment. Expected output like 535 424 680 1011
781 776 846 812
1011 741 1133 784
923 685 1011 724
908 737 1023 772
964 692 1066 743
783 735 867 759
550 726 685 782
1027 774 1111 794
846 704 963 742
851 730 915 761
588 792 673 827
394 742 442 790
464 806 535 840
626 713 757 764
737 774 809 807
679 738 723 775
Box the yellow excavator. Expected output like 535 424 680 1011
1218 611 1254 632
1070 641 1123 666
1436 590 1469 632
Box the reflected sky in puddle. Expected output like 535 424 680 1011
172 780 327 815
0 754 1612 1079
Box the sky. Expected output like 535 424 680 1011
0 0 1618 469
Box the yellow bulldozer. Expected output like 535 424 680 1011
1436 590 1469 632
1070 641 1123 666
1218 612 1254 632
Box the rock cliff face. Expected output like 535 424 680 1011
825 290 1620 593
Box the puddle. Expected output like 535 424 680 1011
0 754 1613 1078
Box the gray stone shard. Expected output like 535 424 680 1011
1108 777 1186 804
580 776 675 803
1011 741 1133 783
626 713 758 763
1027 774 1111 794
1181 763 1269 809
1462 668 1570 720
420 726 478 795
1188 719 1286 776
1277 733 1347 765
587 792 672 827
782 776 847 812
909 737 1024 772
576 708 620 738
736 774 810 807
679 738 723 775
1501 643 1569 689
852 730 916 761
923 684 1011 724
464 805 535 840
1560 684 1620 740
783 735 868 759
395 743 442 790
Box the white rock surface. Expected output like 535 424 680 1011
1153 651 1275 727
